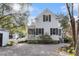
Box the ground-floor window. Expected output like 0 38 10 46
36 28 44 35
50 28 61 36
59 29 61 36
28 28 44 35
28 29 35 35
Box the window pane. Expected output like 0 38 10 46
36 28 38 35
56 28 58 35
33 29 35 35
42 28 44 35
53 28 55 35
46 15 48 21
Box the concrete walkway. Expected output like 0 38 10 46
0 43 69 56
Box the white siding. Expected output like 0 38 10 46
0 31 9 46
28 9 63 41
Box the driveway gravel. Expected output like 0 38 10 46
0 43 69 56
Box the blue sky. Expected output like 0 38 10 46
28 3 78 25
30 3 78 17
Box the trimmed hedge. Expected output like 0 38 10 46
27 40 60 44
18 40 27 43
27 35 60 44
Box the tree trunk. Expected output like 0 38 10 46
75 4 79 56
66 3 76 50
70 17 76 49
75 20 79 55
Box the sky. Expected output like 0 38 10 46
30 3 78 19
25 3 78 25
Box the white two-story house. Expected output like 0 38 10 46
28 9 63 42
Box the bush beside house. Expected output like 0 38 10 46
27 34 60 44
64 36 72 43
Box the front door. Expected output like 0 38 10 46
0 33 2 46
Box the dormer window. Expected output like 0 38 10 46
43 15 51 22
46 15 48 21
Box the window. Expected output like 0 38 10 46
46 15 48 21
39 28 41 34
28 29 35 35
28 28 44 35
50 28 59 35
33 29 35 35
43 15 51 22
36 28 39 35
42 28 44 35
35 28 44 35
59 29 61 36
56 28 58 35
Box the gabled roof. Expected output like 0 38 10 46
35 8 56 19
0 28 8 32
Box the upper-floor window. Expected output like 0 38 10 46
43 15 51 22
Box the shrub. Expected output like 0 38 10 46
27 34 60 44
27 40 39 44
64 36 72 43
39 35 52 43
59 45 75 55
18 40 27 43
7 41 15 46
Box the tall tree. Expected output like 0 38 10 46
75 4 79 56
59 15 72 38
19 3 31 38
66 3 76 50
0 3 31 38
0 3 12 16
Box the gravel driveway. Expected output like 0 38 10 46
0 43 69 56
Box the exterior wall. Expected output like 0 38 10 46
0 31 9 46
3 31 9 46
28 9 63 41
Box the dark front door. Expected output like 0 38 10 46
0 33 2 46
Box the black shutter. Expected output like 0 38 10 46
49 15 51 22
42 28 44 35
43 15 45 22
0 33 2 46
59 29 61 36
50 28 52 35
